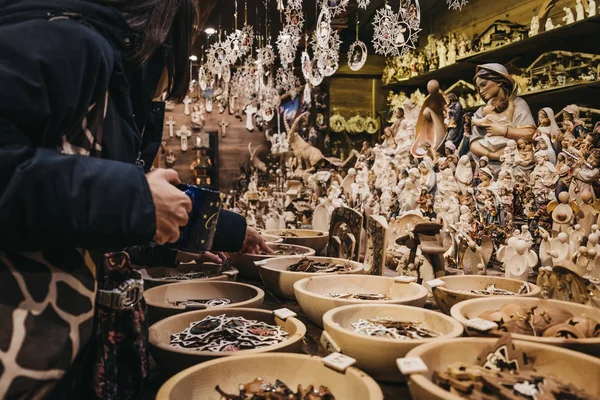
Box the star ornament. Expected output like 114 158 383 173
324 0 349 17
447 0 468 10
372 5 420 57
357 0 370 9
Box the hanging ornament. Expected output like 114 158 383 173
277 25 301 68
357 0 370 9
311 29 341 77
287 0 304 8
330 113 347 133
303 83 312 105
324 0 349 17
206 41 231 77
348 15 367 71
310 58 324 86
258 45 276 68
239 24 254 55
276 68 301 99
301 51 312 81
372 2 421 57
315 6 332 48
447 0 468 10
285 3 305 32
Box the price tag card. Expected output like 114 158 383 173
425 279 446 290
397 357 429 375
273 308 297 321
395 276 418 283
320 331 341 354
323 353 356 372
465 318 498 331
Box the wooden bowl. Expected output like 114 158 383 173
432 275 542 314
259 233 284 243
140 262 238 289
404 338 600 400
322 304 464 382
262 229 329 254
157 353 383 400
451 297 600 357
294 275 428 327
230 243 315 280
144 281 264 325
257 256 364 300
149 308 306 377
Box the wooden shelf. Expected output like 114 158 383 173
383 16 600 90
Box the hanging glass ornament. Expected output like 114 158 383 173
276 68 301 99
447 0 468 10
277 25 301 68
324 0 349 17
357 0 370 9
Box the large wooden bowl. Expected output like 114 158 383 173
230 243 315 280
262 229 329 254
144 281 264 325
432 275 542 314
451 297 600 357
323 304 464 382
140 262 238 289
294 275 428 327
257 256 364 300
149 308 306 377
157 353 383 400
404 338 600 400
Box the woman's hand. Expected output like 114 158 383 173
483 123 508 137
241 227 273 255
177 251 228 264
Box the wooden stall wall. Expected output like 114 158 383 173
157 102 268 191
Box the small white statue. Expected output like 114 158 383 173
530 150 559 202
529 15 540 36
547 232 571 265
166 117 176 138
500 238 538 281
455 155 473 196
545 17 559 31
588 0 597 17
447 35 457 65
219 118 229 138
248 172 259 192
437 39 447 69
575 0 587 21
245 102 258 132
563 7 575 25
183 96 192 115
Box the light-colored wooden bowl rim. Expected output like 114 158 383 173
258 234 284 243
262 229 330 239
235 243 316 260
156 353 384 400
293 275 429 304
404 337 600 400
144 281 265 310
323 304 464 345
450 297 600 345
257 256 364 276
149 307 306 357
434 275 542 297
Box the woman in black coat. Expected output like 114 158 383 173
0 0 268 398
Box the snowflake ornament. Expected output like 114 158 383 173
447 0 468 10
276 68 301 99
206 41 231 76
311 29 340 77
277 25 301 68
258 45 275 68
238 25 254 56
285 3 305 32
357 0 370 9
324 0 349 17
372 4 421 57
287 0 303 9
347 40 368 71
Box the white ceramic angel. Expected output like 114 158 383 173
547 232 571 266
504 239 538 281
461 236 493 275
547 192 578 234
568 223 586 258
578 191 600 235
538 227 553 267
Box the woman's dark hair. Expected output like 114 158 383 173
472 68 515 100
95 0 200 101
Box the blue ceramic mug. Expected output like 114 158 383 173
169 184 222 253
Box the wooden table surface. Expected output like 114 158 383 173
143 275 415 399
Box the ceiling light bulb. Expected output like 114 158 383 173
205 28 216 35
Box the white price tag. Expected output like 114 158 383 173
426 279 446 289
397 357 429 375
273 308 297 321
320 331 341 354
465 318 498 332
395 276 418 283
323 352 356 372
